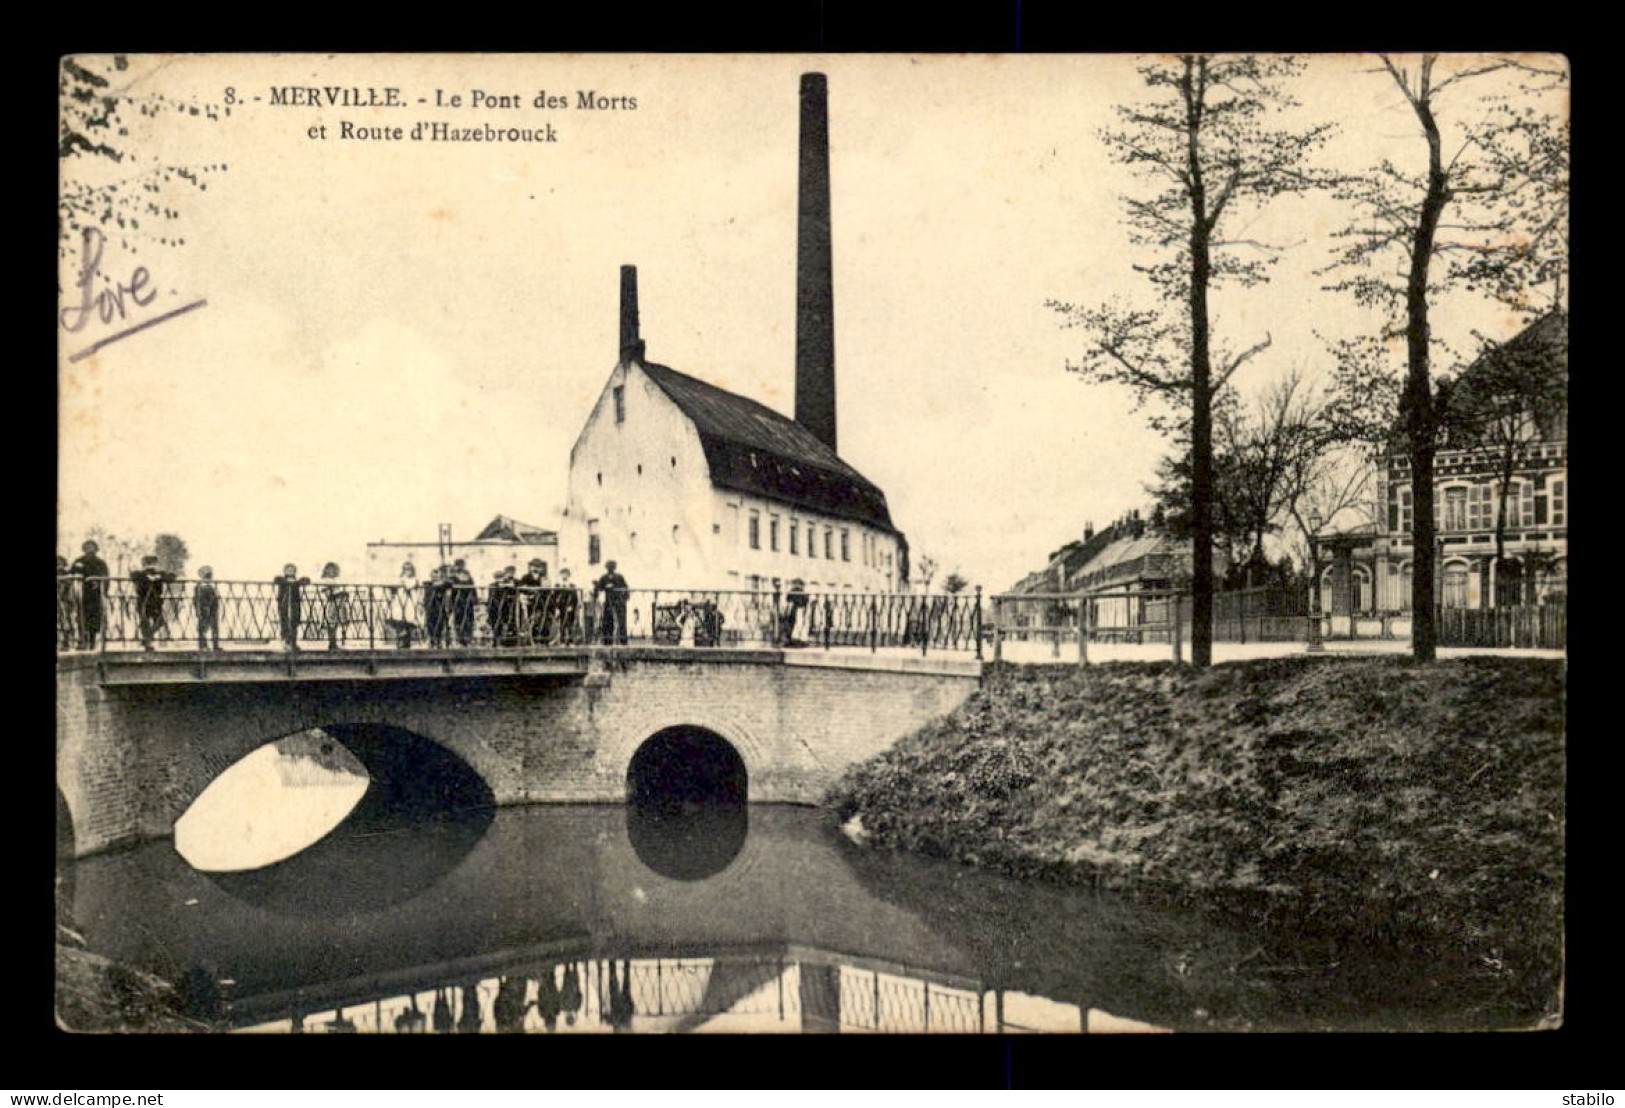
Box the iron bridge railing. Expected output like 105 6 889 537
55 577 984 658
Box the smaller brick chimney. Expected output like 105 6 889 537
619 264 645 364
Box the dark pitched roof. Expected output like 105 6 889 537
640 361 896 532
1459 309 1567 396
473 515 557 543
1441 309 1568 446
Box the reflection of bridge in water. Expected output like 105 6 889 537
67 806 1169 1035
236 941 1142 1035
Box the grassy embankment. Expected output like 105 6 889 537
826 656 1564 1013
55 937 208 1032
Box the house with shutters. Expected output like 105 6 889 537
1324 310 1567 621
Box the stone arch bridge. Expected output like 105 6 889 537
56 646 980 858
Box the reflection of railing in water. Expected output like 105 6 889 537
56 578 985 657
228 947 1088 1034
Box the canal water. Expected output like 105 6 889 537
61 729 1528 1033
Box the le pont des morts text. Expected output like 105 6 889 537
265 86 637 111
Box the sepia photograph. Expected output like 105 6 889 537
56 52 1567 1035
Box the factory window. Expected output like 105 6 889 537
749 511 761 550
769 515 780 552
807 524 817 557
588 520 601 566
613 386 625 424
790 522 800 555
824 528 834 560
637 464 642 476
840 530 850 562
596 472 602 487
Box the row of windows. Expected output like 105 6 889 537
746 510 852 561
742 574 861 592
1322 557 1567 611
1388 477 1566 534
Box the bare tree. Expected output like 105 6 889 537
914 554 937 593
1049 55 1333 667
1221 370 1331 580
1324 53 1567 660
1154 370 1344 588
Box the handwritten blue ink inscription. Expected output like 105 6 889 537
61 227 207 363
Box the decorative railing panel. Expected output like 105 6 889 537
55 578 984 658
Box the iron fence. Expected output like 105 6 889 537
1212 584 1310 643
1437 601 1566 650
55 577 984 657
990 590 1191 663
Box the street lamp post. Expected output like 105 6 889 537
1306 514 1324 653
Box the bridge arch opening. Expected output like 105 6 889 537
627 725 748 810
175 723 494 887
626 726 748 881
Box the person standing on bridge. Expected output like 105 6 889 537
488 565 520 647
781 578 810 647
131 555 176 650
449 559 477 646
389 560 420 648
57 556 78 650
274 565 310 651
555 568 581 644
318 563 350 650
193 566 221 651
593 560 630 645
518 559 550 644
68 540 108 650
424 565 450 648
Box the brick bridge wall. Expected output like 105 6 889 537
56 652 979 857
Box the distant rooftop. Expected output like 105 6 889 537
471 515 559 544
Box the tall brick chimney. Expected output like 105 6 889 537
619 263 644 364
795 73 837 453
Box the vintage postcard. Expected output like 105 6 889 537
56 53 1566 1035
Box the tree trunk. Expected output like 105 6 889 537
1185 57 1214 668
1404 81 1448 663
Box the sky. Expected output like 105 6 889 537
57 53 1566 590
